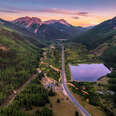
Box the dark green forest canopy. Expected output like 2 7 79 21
101 46 116 68
0 25 43 105
0 79 53 116
72 17 116 50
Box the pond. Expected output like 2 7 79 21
70 64 111 82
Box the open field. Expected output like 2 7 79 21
49 91 82 116
69 88 106 116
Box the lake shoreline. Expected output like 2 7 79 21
69 63 111 82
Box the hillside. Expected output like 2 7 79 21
0 18 42 40
0 24 43 105
70 17 116 116
72 16 116 68
0 27 80 116
73 16 116 50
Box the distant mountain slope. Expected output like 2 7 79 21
12 16 87 40
0 18 45 47
73 16 116 49
71 16 116 70
0 18 39 38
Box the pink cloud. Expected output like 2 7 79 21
35 8 89 17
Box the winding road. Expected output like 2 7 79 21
62 45 91 116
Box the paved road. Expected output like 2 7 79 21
62 46 91 116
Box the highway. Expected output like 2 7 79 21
61 45 91 116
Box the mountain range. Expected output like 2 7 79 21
0 16 88 40
1 16 116 47
12 16 87 40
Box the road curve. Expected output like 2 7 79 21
62 45 91 116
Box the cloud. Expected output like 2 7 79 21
0 9 18 13
33 8 89 17
72 16 80 19
77 12 88 16
0 6 88 17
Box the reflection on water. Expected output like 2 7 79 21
70 64 111 82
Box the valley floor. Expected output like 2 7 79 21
1 41 116 116
64 42 116 116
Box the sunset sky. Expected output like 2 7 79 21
0 0 116 27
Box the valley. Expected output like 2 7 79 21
63 42 116 116
0 15 116 116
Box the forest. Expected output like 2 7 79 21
0 27 43 106
0 79 53 116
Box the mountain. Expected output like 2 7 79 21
0 23 44 106
44 19 71 26
73 16 116 49
13 16 42 31
0 18 40 39
0 18 48 46
72 16 116 69
12 16 87 40
84 26 94 30
13 17 71 29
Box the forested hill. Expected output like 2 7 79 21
71 17 116 69
0 24 43 105
72 16 116 50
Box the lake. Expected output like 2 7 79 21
70 64 111 82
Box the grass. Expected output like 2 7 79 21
48 92 82 116
40 64 60 81
64 42 100 81
64 42 99 65
63 42 113 116
69 88 106 116
43 45 62 69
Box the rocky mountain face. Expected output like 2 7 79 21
12 16 87 40
0 18 39 39
13 16 42 29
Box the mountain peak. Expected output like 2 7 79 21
13 17 71 27
13 16 42 28
13 16 42 24
112 16 116 21
58 19 71 26
44 19 71 26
